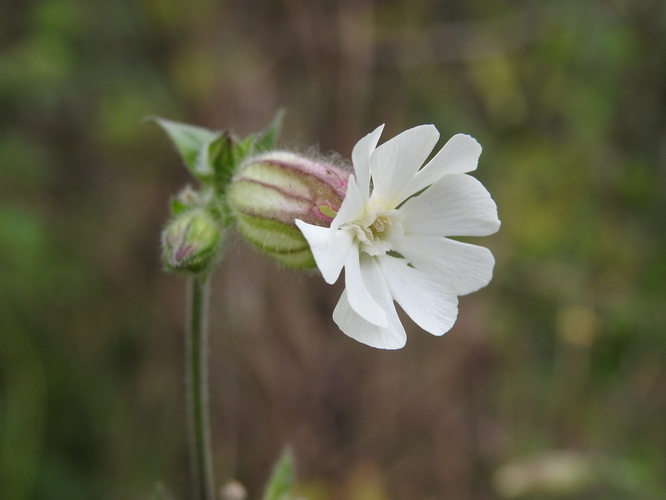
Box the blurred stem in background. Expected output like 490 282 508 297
186 274 214 500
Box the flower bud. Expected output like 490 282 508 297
227 151 350 268
161 208 221 273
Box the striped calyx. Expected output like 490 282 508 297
227 151 350 268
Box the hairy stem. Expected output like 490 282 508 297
187 274 214 500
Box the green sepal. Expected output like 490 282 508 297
170 197 190 216
208 110 285 194
262 447 296 500
151 111 285 191
254 109 285 153
208 133 271 227
208 133 245 193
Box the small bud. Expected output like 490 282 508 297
161 208 221 273
227 151 350 268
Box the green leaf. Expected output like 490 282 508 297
192 136 220 181
262 447 296 500
151 112 284 187
149 117 218 175
255 109 285 152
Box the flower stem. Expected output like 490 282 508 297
187 273 215 500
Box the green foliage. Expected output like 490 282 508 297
151 111 284 197
151 111 285 272
262 448 297 500
149 118 219 179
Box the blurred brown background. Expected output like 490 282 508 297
1 0 665 499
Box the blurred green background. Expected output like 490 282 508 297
2 0 665 499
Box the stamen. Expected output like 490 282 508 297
370 215 391 236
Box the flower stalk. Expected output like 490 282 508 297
153 113 293 499
186 273 215 500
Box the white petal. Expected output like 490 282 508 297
400 173 500 237
333 288 406 350
351 124 384 196
405 133 482 195
295 220 355 284
343 252 388 327
394 235 496 296
380 255 459 336
369 125 440 207
331 174 366 231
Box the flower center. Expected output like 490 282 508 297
345 210 402 257
369 214 391 236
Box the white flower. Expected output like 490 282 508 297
295 124 500 349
